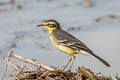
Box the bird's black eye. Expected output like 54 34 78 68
48 24 56 28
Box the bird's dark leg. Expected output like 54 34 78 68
63 56 72 71
68 55 76 71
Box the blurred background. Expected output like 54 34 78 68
0 0 120 79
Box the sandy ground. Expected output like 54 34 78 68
0 0 120 79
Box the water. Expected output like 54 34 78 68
0 0 120 79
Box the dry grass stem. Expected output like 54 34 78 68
1 50 119 80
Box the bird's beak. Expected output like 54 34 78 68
37 24 44 27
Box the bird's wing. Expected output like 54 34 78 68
54 29 111 67
54 30 92 53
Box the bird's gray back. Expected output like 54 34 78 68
53 29 92 53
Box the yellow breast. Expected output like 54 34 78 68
49 33 79 55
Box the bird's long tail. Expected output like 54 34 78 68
82 50 110 67
89 51 110 67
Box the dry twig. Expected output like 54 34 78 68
1 50 117 80
8 51 56 72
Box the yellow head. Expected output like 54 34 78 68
37 19 60 32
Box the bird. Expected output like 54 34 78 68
37 19 110 71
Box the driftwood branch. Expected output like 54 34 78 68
8 50 56 72
78 66 96 80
